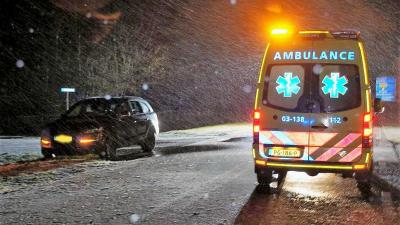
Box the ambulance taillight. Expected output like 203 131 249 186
253 110 261 143
362 113 373 148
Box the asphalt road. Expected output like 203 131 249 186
1 125 400 225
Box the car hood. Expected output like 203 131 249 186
46 115 115 135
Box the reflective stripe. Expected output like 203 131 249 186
339 145 362 162
254 88 260 109
309 132 338 147
271 131 295 145
267 162 353 170
358 42 369 85
259 131 308 145
284 132 309 146
366 90 371 113
334 133 361 147
314 134 361 162
259 131 282 145
258 43 270 84
258 144 268 158
259 132 273 144
316 147 343 161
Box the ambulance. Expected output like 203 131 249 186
252 29 384 192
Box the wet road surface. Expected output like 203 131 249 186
1 125 400 224
236 172 400 225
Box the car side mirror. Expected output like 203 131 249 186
374 98 384 114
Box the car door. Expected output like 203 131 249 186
139 101 152 132
114 101 138 142
308 64 363 163
130 101 147 136
260 64 310 161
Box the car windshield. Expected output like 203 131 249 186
263 64 361 113
65 99 118 117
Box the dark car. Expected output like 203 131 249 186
40 96 159 160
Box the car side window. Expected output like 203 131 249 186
139 102 150 114
115 101 131 115
130 101 143 114
143 102 154 112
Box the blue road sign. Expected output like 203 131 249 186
376 76 396 102
60 87 76 93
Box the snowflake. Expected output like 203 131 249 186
275 72 301 97
321 72 348 98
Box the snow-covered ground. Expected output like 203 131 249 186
1 124 399 193
0 137 42 164
0 123 252 165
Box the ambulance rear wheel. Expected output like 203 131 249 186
357 181 372 198
276 171 287 189
256 169 287 193
257 172 272 185
356 162 373 198
256 171 272 193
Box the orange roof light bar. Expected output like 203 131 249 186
271 28 289 35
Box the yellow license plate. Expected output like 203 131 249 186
54 134 73 144
269 148 301 158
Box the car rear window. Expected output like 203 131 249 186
263 64 361 113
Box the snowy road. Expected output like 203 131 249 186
1 124 400 224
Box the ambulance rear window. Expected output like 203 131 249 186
263 64 361 113
264 65 305 110
317 64 361 112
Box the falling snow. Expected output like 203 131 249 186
242 85 251 93
312 64 324 75
142 83 149 91
129 214 141 224
15 59 24 68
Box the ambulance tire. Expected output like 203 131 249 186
256 170 272 193
276 171 287 189
357 181 372 199
356 162 374 198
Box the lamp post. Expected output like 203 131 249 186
60 87 76 110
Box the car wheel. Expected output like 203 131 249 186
106 141 118 161
142 127 156 152
41 149 53 159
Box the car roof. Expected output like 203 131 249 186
86 96 145 101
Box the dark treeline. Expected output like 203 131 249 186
0 0 399 135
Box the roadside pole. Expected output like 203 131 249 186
61 87 76 110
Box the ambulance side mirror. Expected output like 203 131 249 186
374 98 384 114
